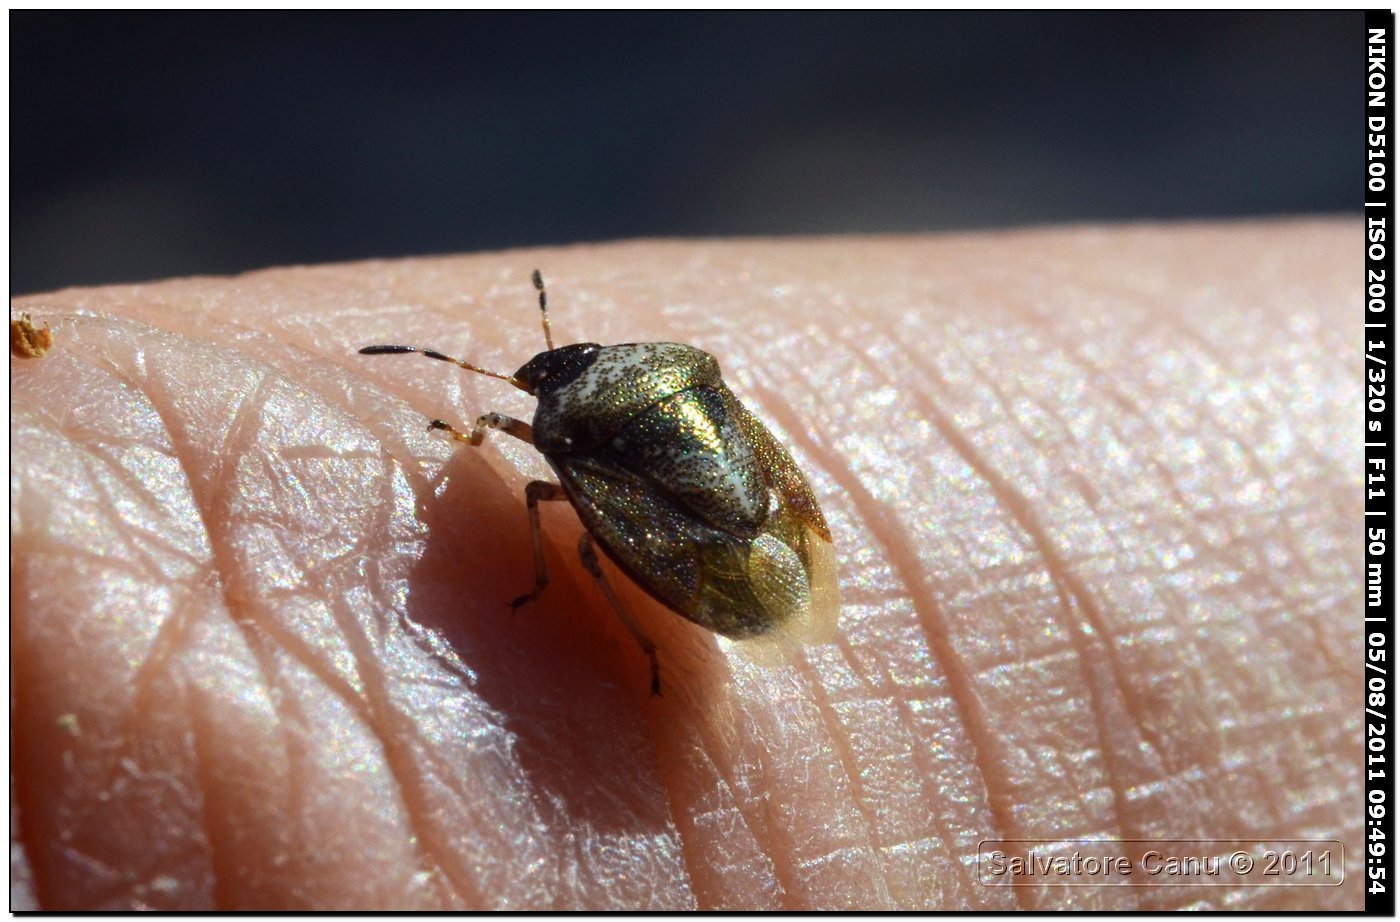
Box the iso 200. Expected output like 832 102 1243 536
1261 849 1334 876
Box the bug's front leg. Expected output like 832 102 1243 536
428 412 533 447
577 533 661 697
508 480 569 611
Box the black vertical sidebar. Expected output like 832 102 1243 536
1366 9 1395 916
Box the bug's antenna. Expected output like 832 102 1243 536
358 344 528 391
532 269 554 351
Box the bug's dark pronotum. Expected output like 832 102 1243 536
361 271 838 693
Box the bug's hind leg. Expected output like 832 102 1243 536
509 480 569 611
577 532 661 697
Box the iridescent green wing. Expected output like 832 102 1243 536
553 389 838 642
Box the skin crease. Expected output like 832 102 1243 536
10 221 1360 910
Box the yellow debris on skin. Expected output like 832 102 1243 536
11 312 53 359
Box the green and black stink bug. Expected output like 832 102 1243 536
360 271 838 694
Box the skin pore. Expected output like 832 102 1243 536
10 221 1359 909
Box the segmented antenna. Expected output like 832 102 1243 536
357 344 526 390
532 269 554 351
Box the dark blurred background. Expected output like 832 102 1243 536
12 11 1356 294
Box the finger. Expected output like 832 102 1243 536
11 222 1359 909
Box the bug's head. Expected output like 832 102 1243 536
514 342 602 396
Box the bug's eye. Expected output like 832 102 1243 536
516 342 602 393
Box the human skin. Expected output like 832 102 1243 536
10 221 1360 910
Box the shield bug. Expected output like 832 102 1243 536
360 271 838 694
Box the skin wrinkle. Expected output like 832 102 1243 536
944 332 1225 713
790 656 895 907
756 232 1344 906
1173 311 1341 460
985 284 1341 695
305 575 478 904
12 226 1360 908
113 354 315 907
758 381 1020 908
815 341 1150 908
734 375 907 902
338 489 520 901
697 685 805 909
382 447 691 905
747 661 885 908
679 803 745 904
186 685 237 907
1009 283 1357 812
1178 390 1356 702
9 566 52 909
925 330 1182 781
312 643 467 907
49 441 184 585
1151 322 1329 587
754 356 990 892
995 245 1352 902
233 598 459 905
108 374 283 735
827 636 979 906
824 629 960 863
845 677 968 906
682 725 787 903
76 439 203 570
106 314 569 904
814 645 967 905
1023 254 1353 603
758 753 855 907
45 354 234 907
104 327 460 907
244 447 478 904
925 338 1210 845
914 327 1263 905
11 419 100 908
1023 329 1322 712
653 672 791 908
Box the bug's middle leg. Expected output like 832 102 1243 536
508 480 569 611
577 532 661 697
429 412 533 447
